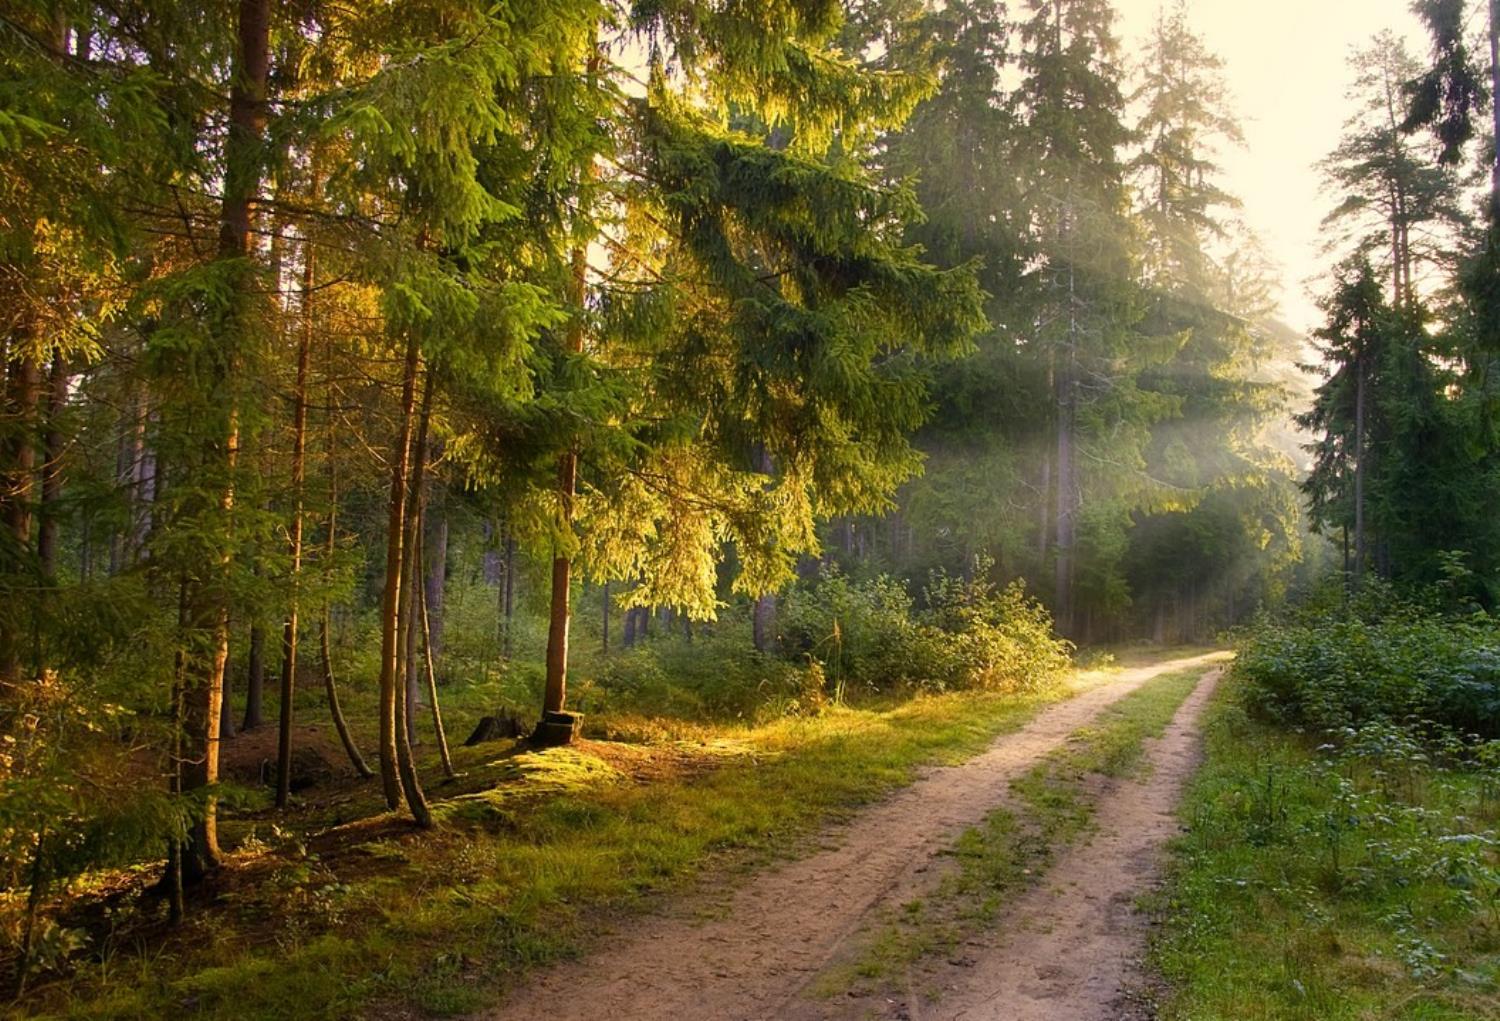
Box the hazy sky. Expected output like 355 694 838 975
1112 0 1430 333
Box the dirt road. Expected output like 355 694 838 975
479 654 1224 1021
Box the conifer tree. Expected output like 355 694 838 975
1010 0 1149 636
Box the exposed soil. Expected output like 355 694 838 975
892 666 1222 1021
478 654 1224 1021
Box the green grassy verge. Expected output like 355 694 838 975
812 663 1213 998
1148 673 1500 1020
31 680 1094 1019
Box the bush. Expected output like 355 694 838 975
1236 600 1500 738
586 621 824 723
921 568 1074 693
780 564 1072 696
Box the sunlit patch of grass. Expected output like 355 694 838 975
1147 673 1500 1021
25 671 1097 1018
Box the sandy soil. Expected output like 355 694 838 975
893 666 1222 1021
477 653 1223 1021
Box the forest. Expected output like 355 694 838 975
1 0 1498 1018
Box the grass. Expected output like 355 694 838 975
809 661 1217 999
20 661 1137 1020
1147 671 1500 1020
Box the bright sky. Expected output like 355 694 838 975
1114 0 1430 333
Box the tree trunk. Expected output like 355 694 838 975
402 379 434 748
1353 347 1368 586
751 443 777 654
36 354 68 583
424 508 447 669
752 594 776 653
1 345 40 688
543 234 587 718
1491 0 1500 225
219 643 236 740
417 539 454 779
502 532 515 659
273 237 315 809
392 365 432 825
403 565 421 746
178 0 270 883
623 602 637 648
378 333 420 813
601 580 610 655
1053 367 1077 637
317 459 372 777
242 622 265 729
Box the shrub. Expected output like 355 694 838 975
587 622 822 723
780 564 1072 696
1236 601 1500 738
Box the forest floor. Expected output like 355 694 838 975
479 652 1226 1021
14 648 1226 1019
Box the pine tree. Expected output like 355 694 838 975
1325 33 1464 310
1011 0 1148 637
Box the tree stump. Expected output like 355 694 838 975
530 710 581 748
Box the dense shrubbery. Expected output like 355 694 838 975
579 566 1072 725
1236 595 1500 738
780 565 1072 697
1155 676 1500 1017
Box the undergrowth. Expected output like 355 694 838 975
1150 624 1500 1020
12 668 1097 1019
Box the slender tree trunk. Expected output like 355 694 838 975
1353 348 1368 585
752 594 776 652
416 539 454 779
274 238 315 809
543 238 587 717
1491 0 1499 225
502 532 515 659
318 464 372 777
242 622 265 729
396 367 435 818
751 443 777 653
175 0 269 883
402 378 434 747
424 508 447 666
166 583 187 922
219 643 235 740
36 354 67 583
1053 365 1077 637
601 580 610 655
1 345 40 688
378 334 420 812
403 562 421 745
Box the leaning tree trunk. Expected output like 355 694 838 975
417 538 455 780
402 378 435 748
393 366 432 825
319 461 373 778
376 332 429 824
273 238 315 809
